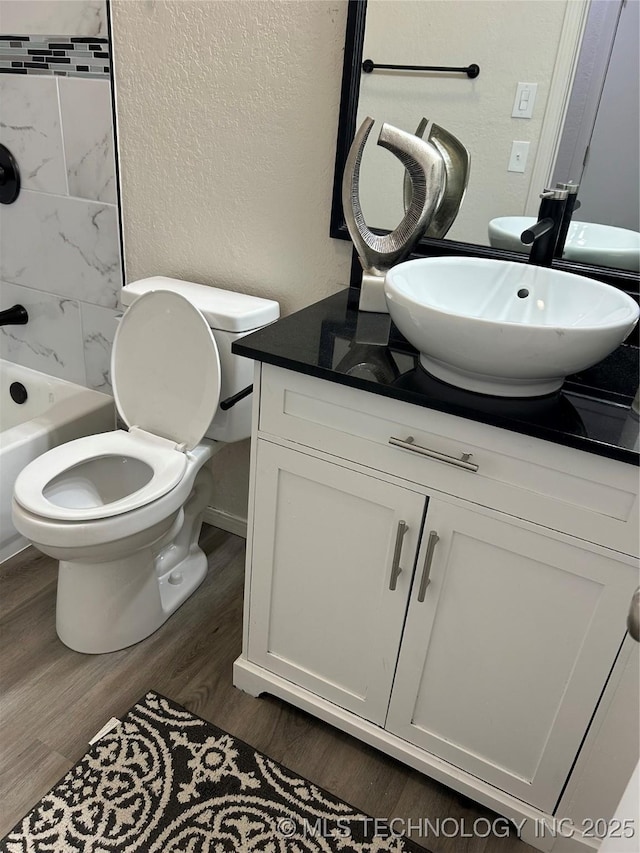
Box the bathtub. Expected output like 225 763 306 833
0 360 115 563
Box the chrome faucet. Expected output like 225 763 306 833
520 187 569 266
0 304 28 326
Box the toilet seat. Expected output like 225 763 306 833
112 289 221 450
13 429 188 521
14 290 222 524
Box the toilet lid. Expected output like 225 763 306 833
112 290 221 450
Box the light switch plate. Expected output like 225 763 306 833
512 82 538 119
508 141 530 173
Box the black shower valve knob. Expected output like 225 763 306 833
0 143 21 204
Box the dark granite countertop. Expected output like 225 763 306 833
234 288 640 466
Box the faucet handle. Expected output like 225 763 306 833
540 187 569 201
556 180 579 196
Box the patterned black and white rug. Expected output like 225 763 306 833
1 691 429 852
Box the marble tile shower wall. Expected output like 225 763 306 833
0 0 121 394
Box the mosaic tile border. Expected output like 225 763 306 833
0 34 110 78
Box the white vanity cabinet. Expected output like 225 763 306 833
384 499 633 812
247 439 427 726
235 362 639 849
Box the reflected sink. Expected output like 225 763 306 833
489 216 640 272
384 257 639 397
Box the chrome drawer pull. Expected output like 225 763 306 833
389 520 408 591
418 530 440 602
389 435 479 472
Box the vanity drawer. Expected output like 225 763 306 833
258 364 639 556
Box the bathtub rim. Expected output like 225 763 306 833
0 359 114 451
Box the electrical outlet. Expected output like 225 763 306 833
508 141 530 173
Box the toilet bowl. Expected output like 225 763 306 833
12 278 279 654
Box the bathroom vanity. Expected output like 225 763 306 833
233 288 639 851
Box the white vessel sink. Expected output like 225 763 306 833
384 257 639 397
489 216 640 272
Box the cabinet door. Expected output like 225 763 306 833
386 499 637 812
247 440 426 725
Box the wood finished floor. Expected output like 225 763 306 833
0 526 537 853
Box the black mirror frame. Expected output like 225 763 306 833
330 0 639 297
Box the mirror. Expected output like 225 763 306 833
331 0 639 286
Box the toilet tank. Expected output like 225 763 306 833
120 277 279 443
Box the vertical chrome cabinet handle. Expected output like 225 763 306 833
418 531 440 602
389 520 408 591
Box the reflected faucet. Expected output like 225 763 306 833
554 180 581 259
0 304 28 326
520 187 568 266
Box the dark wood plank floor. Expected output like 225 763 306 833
0 526 537 853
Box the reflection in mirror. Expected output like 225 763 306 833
332 0 639 276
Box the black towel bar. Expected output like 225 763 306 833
362 59 480 78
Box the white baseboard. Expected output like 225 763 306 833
203 506 247 539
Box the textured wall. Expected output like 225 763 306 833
110 0 352 528
111 0 352 317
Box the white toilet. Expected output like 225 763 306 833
12 277 279 654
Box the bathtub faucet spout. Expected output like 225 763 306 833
0 304 28 326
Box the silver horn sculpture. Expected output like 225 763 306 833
342 116 446 280
403 118 470 240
